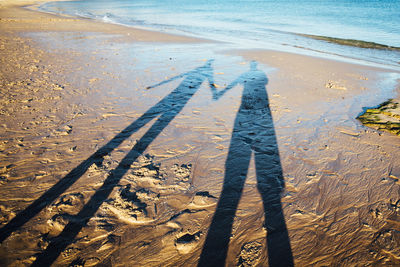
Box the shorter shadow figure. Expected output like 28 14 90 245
199 61 293 266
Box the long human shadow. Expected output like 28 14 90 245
0 60 216 265
198 61 293 267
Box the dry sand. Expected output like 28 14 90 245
1 1 400 266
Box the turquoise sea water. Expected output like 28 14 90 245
40 0 400 69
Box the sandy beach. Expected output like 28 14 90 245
1 1 400 266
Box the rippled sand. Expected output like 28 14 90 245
1 2 400 266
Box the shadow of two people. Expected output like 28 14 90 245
0 59 293 266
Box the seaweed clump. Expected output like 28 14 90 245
357 99 400 136
300 34 400 51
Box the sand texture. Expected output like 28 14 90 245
1 3 400 267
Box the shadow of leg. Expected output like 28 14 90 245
255 151 293 267
31 111 178 267
198 137 251 267
0 106 162 243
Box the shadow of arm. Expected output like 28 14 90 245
213 77 241 100
146 72 186 89
206 70 219 100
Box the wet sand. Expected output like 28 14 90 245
1 1 400 266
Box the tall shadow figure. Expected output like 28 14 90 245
199 61 293 267
0 60 216 266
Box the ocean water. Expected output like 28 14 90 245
40 0 400 69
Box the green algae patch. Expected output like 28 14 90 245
299 34 400 51
357 99 400 136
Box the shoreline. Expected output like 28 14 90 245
0 1 212 43
1 1 400 266
4 0 400 71
33 0 400 71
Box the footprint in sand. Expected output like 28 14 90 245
175 231 202 254
45 193 86 236
189 191 218 208
104 184 160 224
0 205 15 225
236 241 263 267
129 154 164 181
171 163 192 183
